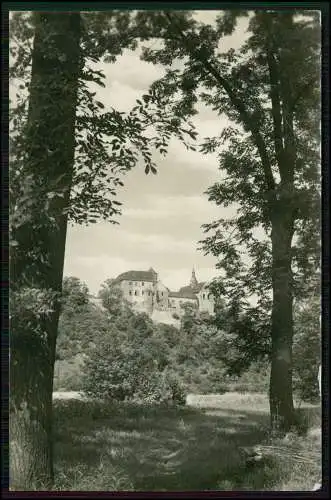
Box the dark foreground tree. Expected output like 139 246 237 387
9 10 195 489
128 9 321 431
198 12 321 431
10 13 81 489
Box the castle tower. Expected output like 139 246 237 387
148 267 158 283
190 267 198 290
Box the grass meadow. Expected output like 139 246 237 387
52 392 321 492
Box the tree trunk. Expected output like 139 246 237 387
10 12 81 490
269 207 296 432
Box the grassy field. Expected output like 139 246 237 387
52 393 321 492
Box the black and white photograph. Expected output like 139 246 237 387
8 5 323 492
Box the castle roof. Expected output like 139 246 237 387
168 281 207 300
178 282 205 295
115 269 157 283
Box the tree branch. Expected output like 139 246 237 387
261 13 296 188
265 42 285 171
163 12 276 200
291 80 314 113
279 76 296 186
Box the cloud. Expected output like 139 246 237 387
65 218 211 260
63 254 153 293
164 139 219 173
194 11 251 51
63 253 218 294
103 47 165 91
161 111 231 174
60 15 255 297
88 79 142 113
122 231 194 254
123 194 235 222
163 266 220 291
88 44 166 113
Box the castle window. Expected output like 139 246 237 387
129 290 132 295
161 292 163 296
134 290 138 296
142 282 144 286
142 291 144 296
203 294 206 299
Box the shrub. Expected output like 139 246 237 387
82 310 185 407
133 369 186 406
292 296 320 403
53 357 85 391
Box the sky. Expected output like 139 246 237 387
62 11 252 295
9 10 251 295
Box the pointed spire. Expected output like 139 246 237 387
190 267 198 289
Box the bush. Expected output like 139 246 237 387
83 351 185 407
133 370 186 406
229 363 270 393
82 310 186 407
292 296 320 403
53 357 85 391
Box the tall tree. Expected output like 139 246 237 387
10 13 81 489
98 278 132 317
9 10 195 489
128 9 321 431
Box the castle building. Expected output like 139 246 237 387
113 267 169 314
113 267 215 316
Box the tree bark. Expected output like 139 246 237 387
269 204 296 432
10 12 81 490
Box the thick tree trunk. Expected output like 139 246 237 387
10 326 56 490
10 12 81 490
269 209 296 432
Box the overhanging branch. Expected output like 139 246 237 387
289 76 318 113
265 42 285 172
163 11 276 200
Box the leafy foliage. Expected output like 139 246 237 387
10 287 60 345
57 273 318 401
56 277 108 361
125 10 320 297
61 277 90 310
97 279 131 317
7 10 198 489
82 306 185 406
10 11 321 449
123 12 321 419
292 293 321 402
9 11 198 233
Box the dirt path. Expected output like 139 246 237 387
53 391 85 400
